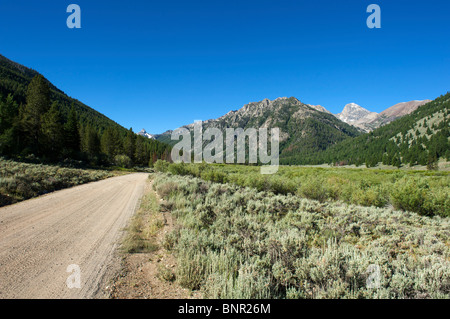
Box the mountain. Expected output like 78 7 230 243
156 97 362 160
359 100 432 131
291 93 449 166
0 54 171 166
336 103 378 126
137 128 155 139
0 54 123 131
334 100 432 132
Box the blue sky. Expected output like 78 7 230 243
0 0 449 133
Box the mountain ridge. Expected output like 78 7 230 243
316 100 432 132
0 54 125 132
0 54 171 166
155 96 362 159
282 93 449 166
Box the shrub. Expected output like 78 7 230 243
423 188 450 218
391 177 430 216
176 248 209 290
168 162 190 176
159 163 449 216
351 185 389 208
114 154 133 168
156 181 179 198
297 177 330 202
154 159 170 173
157 264 176 282
201 169 227 184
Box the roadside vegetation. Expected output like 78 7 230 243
121 185 163 254
154 161 450 218
0 157 114 207
153 172 450 299
112 176 192 299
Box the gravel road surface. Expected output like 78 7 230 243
0 173 149 299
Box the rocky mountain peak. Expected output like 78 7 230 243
137 128 155 139
337 103 376 124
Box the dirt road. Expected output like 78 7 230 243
0 173 149 299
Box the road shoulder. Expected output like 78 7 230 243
108 176 196 299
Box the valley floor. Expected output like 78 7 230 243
294 159 450 171
112 171 450 299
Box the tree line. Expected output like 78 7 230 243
0 75 171 167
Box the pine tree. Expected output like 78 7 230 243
123 128 136 162
391 154 402 168
100 127 116 159
134 136 148 165
41 102 64 159
112 127 124 155
426 152 438 170
19 75 51 155
149 152 158 167
0 94 19 154
64 105 80 157
84 126 101 157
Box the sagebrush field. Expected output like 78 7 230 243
155 161 450 217
0 158 114 206
150 161 450 298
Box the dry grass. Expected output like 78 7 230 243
111 177 195 299
121 185 163 254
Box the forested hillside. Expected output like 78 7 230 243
281 93 450 167
0 55 171 167
0 54 122 131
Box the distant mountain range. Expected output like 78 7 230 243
155 98 432 143
336 103 377 126
156 97 362 158
154 94 447 166
155 97 432 146
297 93 449 166
304 100 432 132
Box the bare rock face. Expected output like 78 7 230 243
307 104 332 114
336 103 376 125
334 100 431 132
360 100 431 131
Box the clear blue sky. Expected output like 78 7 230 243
0 0 449 133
